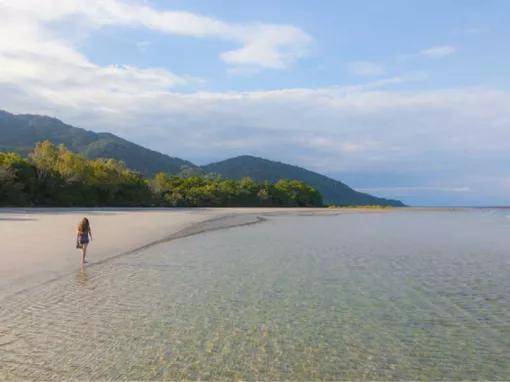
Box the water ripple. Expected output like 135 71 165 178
0 212 509 380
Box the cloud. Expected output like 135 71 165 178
419 45 456 58
348 61 386 77
136 41 152 52
453 27 481 36
4 80 509 173
0 1 509 205
1 0 311 69
2 66 510 204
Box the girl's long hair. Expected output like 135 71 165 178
78 217 90 233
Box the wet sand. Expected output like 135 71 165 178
0 207 361 299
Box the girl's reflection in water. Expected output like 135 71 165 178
75 265 93 289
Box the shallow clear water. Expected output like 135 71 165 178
1 210 509 380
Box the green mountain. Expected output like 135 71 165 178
0 109 404 206
0 110 194 176
203 156 404 206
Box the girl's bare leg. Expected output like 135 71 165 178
81 243 88 264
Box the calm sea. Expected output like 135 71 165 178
1 210 509 380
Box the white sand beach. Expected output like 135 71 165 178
0 207 359 299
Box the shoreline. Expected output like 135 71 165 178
0 206 473 300
0 207 361 300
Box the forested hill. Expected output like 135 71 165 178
0 110 194 176
0 109 404 206
203 156 405 206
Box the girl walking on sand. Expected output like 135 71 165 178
77 217 93 264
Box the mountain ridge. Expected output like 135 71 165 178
0 110 194 175
204 155 404 206
0 109 404 206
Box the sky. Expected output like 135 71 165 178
1 0 509 206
